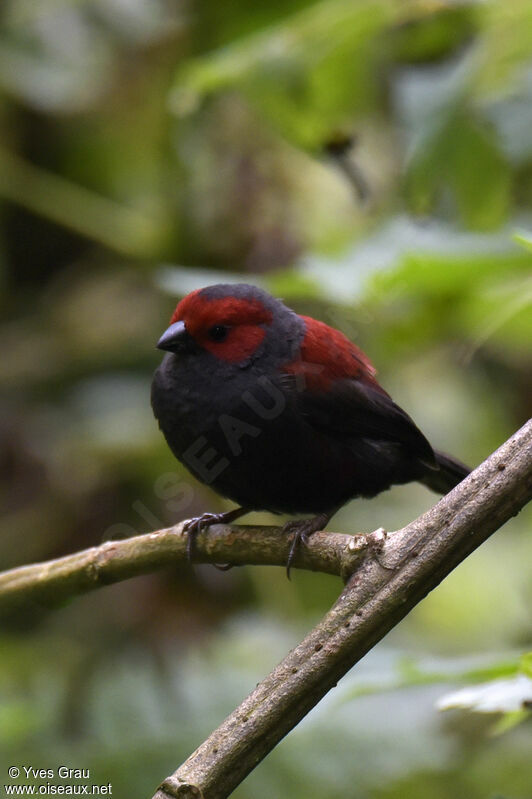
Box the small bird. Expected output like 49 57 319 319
151 283 470 573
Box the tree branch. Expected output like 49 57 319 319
152 419 532 799
0 523 364 613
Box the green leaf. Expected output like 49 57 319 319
391 6 477 64
519 652 532 679
477 0 532 94
405 112 512 230
339 654 523 705
169 0 392 148
448 115 511 230
436 674 532 715
513 229 532 252
489 709 531 736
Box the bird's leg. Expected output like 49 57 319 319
182 507 249 562
282 511 334 579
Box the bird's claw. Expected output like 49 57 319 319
182 513 222 562
181 507 248 567
282 512 332 579
285 523 310 579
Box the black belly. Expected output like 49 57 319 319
152 358 424 515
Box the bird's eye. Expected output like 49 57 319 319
208 324 230 342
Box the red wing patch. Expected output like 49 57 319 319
283 316 378 391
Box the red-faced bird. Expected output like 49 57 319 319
152 284 469 571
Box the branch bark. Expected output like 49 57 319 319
152 419 532 799
0 527 363 613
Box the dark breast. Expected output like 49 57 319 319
151 353 422 515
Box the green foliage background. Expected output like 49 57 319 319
0 1 531 796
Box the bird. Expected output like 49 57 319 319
151 283 470 574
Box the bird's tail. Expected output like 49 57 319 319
420 449 471 495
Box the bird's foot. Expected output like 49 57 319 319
282 512 333 579
182 507 248 564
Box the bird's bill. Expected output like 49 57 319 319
156 320 189 352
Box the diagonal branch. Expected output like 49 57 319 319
152 419 532 799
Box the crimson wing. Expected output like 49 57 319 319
283 316 437 469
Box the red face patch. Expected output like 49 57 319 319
171 291 273 363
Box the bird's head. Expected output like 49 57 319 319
156 284 301 366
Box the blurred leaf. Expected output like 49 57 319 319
489 709 531 736
436 675 532 714
340 652 523 704
156 265 265 296
391 5 477 64
0 701 44 746
370 249 529 298
485 71 532 165
169 0 392 148
449 115 511 230
0 2 113 112
405 111 511 229
520 652 532 679
92 0 185 46
477 0 532 94
460 273 532 358
430 650 532 736
513 228 532 252
0 0 184 111
157 265 324 302
363 225 532 357
0 148 168 257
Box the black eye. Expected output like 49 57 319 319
208 324 230 342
